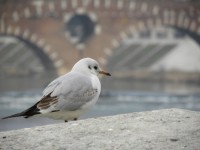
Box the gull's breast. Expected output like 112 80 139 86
80 75 101 110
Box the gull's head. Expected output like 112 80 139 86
72 58 111 77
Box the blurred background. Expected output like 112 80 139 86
0 0 200 131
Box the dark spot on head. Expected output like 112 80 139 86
94 66 98 70
170 138 179 142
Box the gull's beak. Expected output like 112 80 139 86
99 70 111 76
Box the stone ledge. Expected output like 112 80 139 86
0 109 200 150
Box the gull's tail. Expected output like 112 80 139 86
2 102 41 119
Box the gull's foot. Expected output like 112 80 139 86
65 120 68 122
73 118 77 121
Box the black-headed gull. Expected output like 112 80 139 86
2 58 111 122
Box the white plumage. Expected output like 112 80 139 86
2 58 111 122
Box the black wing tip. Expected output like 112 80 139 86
2 103 41 120
2 92 58 120
2 116 9 120
2 113 23 119
2 112 41 120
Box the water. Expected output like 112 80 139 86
0 90 200 132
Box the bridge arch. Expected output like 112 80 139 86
102 9 200 69
0 24 66 76
0 0 199 75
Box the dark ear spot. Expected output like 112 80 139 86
88 66 91 69
94 66 98 70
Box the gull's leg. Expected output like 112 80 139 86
73 118 77 121
65 120 68 123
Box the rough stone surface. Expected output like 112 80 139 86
0 109 200 150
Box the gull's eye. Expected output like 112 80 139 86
94 66 98 70
88 66 91 69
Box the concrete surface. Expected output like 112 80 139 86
0 109 200 150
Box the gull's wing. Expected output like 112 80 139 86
42 74 65 96
2 72 99 119
37 72 99 113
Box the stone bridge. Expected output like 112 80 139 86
0 0 200 76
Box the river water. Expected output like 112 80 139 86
0 89 200 132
